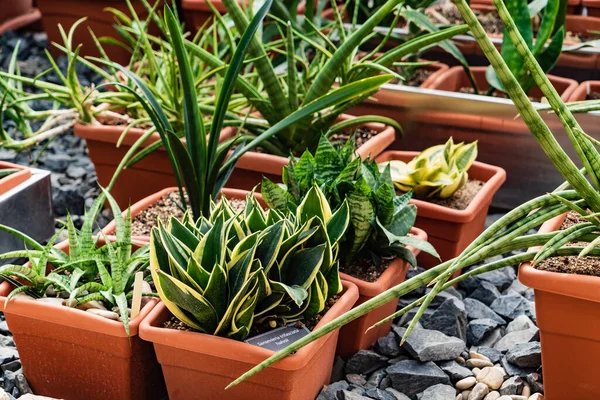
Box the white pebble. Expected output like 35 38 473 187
528 394 543 400
457 377 477 390
484 392 500 400
477 367 504 390
470 351 491 362
468 382 489 400
86 308 119 320
468 359 494 368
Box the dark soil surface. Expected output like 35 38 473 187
391 67 435 87
339 256 395 283
130 191 246 236
536 212 600 277
587 91 600 100
565 31 600 44
330 127 379 150
429 5 503 36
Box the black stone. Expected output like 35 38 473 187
386 360 450 398
464 298 506 325
374 332 403 358
422 297 467 341
466 318 500 346
346 350 389 376
437 360 473 384
469 281 501 306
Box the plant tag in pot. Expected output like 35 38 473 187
245 322 311 351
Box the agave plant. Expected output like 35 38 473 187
261 135 438 266
224 0 600 387
0 191 153 335
381 137 478 199
150 186 350 340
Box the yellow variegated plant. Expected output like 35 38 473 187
382 138 478 199
150 186 350 340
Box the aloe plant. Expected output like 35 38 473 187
150 186 350 340
0 191 153 335
224 0 600 387
179 0 470 156
381 137 478 199
261 135 438 266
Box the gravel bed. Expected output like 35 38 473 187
318 213 544 400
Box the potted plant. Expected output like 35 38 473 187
0 192 166 400
224 1 600 392
261 135 436 357
0 0 40 34
377 139 506 268
140 187 359 400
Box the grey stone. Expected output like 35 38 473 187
15 373 32 395
464 299 506 325
1 360 21 373
493 328 539 352
403 328 465 362
467 319 500 346
425 288 463 309
473 347 503 364
526 373 544 394
438 360 473 384
66 165 87 179
42 153 71 171
500 357 535 379
505 315 536 334
3 370 16 393
331 357 346 383
364 388 397 400
398 308 433 328
387 360 450 398
0 347 18 364
0 320 10 335
405 267 427 297
422 297 467 341
385 388 411 400
317 381 350 400
490 294 532 321
477 328 505 348
346 351 389 375
504 280 529 297
366 369 387 389
415 384 455 400
347 374 367 387
505 342 541 368
499 376 524 396
374 332 403 358
469 281 502 306
0 335 15 348
339 390 369 400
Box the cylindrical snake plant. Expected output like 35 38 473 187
150 186 351 340
226 0 600 388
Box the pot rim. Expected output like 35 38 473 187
340 226 427 297
519 213 600 304
0 237 158 337
139 280 359 371
0 161 32 195
567 80 600 102
375 150 506 223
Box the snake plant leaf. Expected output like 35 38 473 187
203 262 229 320
270 281 308 307
533 222 597 264
169 217 200 252
262 178 292 212
303 271 328 319
314 135 345 183
297 185 333 225
531 0 559 55
326 201 351 245
255 222 285 274
388 204 418 237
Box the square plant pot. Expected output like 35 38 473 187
519 213 600 399
376 151 506 268
0 0 40 34
139 281 359 400
568 80 600 101
0 167 54 265
336 227 427 358
0 240 167 400
74 122 235 208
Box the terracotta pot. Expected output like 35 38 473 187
376 151 506 268
0 0 41 34
222 113 398 191
74 122 235 208
519 213 600 399
471 0 581 13
0 161 31 195
429 66 578 102
37 0 163 65
0 239 167 400
568 80 600 101
556 15 600 71
336 227 427 358
139 281 359 400
102 186 265 242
